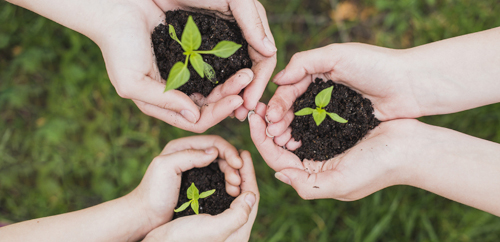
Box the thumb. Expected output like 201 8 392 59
211 192 256 238
273 45 340 85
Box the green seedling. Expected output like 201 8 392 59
164 15 242 92
174 182 216 215
294 86 348 126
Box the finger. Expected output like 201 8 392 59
155 148 219 175
224 150 259 242
286 138 302 151
219 160 241 186
123 77 201 123
238 151 259 196
248 106 303 171
204 69 254 104
275 168 337 200
229 0 277 57
274 127 292 147
212 191 256 239
266 109 295 137
136 95 243 133
265 76 311 123
162 135 243 169
234 105 249 122
240 2 277 111
272 45 340 86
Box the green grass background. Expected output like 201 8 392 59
1 0 500 240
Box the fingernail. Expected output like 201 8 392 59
273 70 285 82
265 127 274 138
247 110 255 121
205 147 216 154
265 115 273 124
275 172 291 185
237 114 247 122
244 72 254 85
244 193 256 208
180 110 197 123
263 36 277 53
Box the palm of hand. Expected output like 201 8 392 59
251 103 417 200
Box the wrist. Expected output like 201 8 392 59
120 191 165 241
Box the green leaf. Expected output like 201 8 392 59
164 61 190 92
181 16 201 52
187 183 199 200
312 109 327 126
315 86 334 108
204 41 242 58
327 112 348 123
203 62 216 83
294 107 315 116
190 53 204 78
174 201 191 212
168 24 183 47
191 199 199 214
199 189 216 199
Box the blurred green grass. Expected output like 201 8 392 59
1 0 500 241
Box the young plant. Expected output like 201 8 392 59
174 182 216 215
164 15 242 92
294 86 348 126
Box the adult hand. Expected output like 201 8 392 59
142 150 260 242
249 102 416 201
264 43 420 137
98 0 276 133
125 135 250 234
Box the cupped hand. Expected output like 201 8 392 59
250 102 419 201
97 0 276 133
125 135 251 235
265 43 422 137
143 150 260 242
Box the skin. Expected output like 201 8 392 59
0 136 260 241
6 0 277 133
251 27 500 216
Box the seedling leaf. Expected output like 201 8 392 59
164 62 190 92
312 109 327 126
327 112 348 123
199 189 216 199
190 53 204 78
187 183 198 200
181 16 201 51
168 25 183 47
207 41 242 58
191 199 199 214
203 62 216 83
174 201 191 212
315 86 333 108
295 107 315 116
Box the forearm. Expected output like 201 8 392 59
404 27 500 116
0 195 153 242
5 0 153 46
401 121 500 216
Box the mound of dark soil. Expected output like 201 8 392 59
152 10 252 97
173 162 234 218
290 78 380 161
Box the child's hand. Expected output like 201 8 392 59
124 135 256 236
143 150 259 242
264 43 420 138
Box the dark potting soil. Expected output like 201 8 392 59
290 78 381 161
173 162 235 219
152 10 252 97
